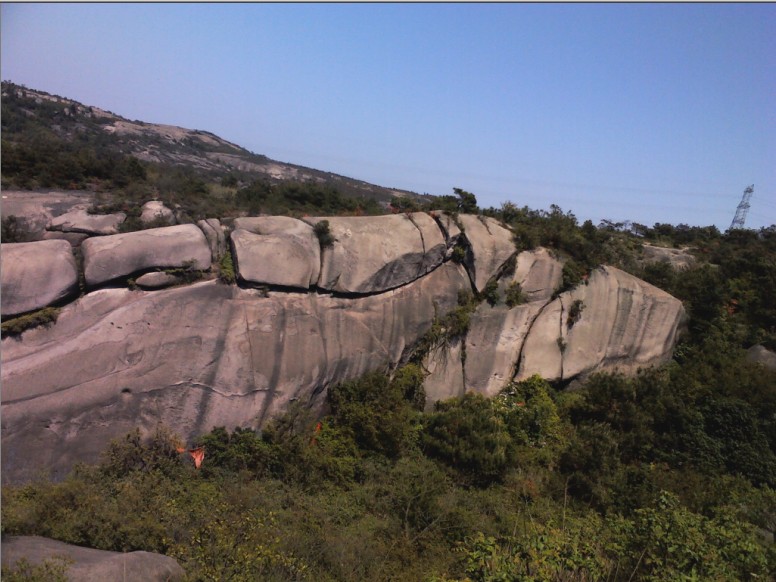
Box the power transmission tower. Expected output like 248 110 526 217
729 185 754 230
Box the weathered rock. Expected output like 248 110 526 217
231 217 321 287
430 211 463 245
231 229 318 289
81 224 211 286
1 536 184 582
302 213 446 293
641 244 696 270
423 249 564 401
140 200 176 226
1 263 471 483
747 345 776 371
49 209 126 235
134 271 180 290
1 240 79 317
456 214 516 292
197 218 227 260
41 231 90 247
518 266 686 381
1 190 96 240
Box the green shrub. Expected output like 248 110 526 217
1 557 72 582
219 249 236 284
504 281 525 308
481 279 500 307
567 298 585 328
313 220 335 248
1 307 60 337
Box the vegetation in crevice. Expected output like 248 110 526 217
1 307 61 338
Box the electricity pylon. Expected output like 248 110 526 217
729 185 754 230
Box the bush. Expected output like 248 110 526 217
567 299 585 328
504 281 525 308
1 307 60 337
219 249 236 284
313 220 335 248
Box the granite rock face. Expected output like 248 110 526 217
1 264 471 482
81 224 211 286
231 216 321 288
457 214 516 292
422 253 686 402
0 213 687 484
1 536 184 582
518 266 686 381
641 244 696 271
49 208 126 235
302 213 446 293
0 240 79 317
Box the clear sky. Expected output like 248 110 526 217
2 3 775 230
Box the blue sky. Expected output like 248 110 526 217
2 3 775 230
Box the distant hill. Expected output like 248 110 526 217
0 81 428 207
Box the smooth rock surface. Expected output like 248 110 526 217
302 212 446 293
424 249 564 401
140 200 176 225
1 264 471 483
231 228 319 289
518 266 686 380
81 224 211 286
49 209 126 235
197 218 227 260
1 240 79 317
1 535 184 582
231 217 321 287
134 271 180 289
457 214 516 292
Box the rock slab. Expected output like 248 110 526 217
49 209 126 235
1 535 185 582
457 214 516 292
231 217 321 288
81 224 211 286
1 240 79 317
303 213 446 293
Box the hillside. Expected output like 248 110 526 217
1 81 428 208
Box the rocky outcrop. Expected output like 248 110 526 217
41 231 90 247
641 244 696 270
302 213 446 293
1 264 471 482
0 213 687 484
0 240 79 317
231 217 321 288
518 266 686 381
81 224 211 286
140 200 176 226
457 214 516 292
49 209 126 235
1 536 184 582
422 253 685 402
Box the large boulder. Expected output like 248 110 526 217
1 240 79 318
231 217 321 288
747 345 776 371
81 224 211 286
41 231 90 247
302 213 446 293
48 209 126 236
518 266 686 381
1 263 471 483
140 200 175 226
456 215 516 292
1 535 184 582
